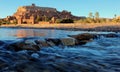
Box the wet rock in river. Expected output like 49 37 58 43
47 41 56 47
45 38 76 46
76 40 91 45
68 33 96 45
6 41 40 51
60 38 76 46
6 41 25 51
24 40 37 45
35 40 49 47
68 33 96 40
45 38 62 46
22 44 40 51
5 33 100 51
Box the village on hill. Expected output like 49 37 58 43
0 4 82 24
0 4 120 25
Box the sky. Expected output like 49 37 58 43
0 0 120 18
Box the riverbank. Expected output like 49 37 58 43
1 23 120 32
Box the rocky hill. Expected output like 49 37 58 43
6 4 82 24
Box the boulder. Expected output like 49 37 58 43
22 45 40 51
6 41 40 51
35 40 49 47
60 38 76 46
46 41 56 46
24 40 36 45
45 38 62 46
68 33 96 40
6 41 25 51
68 33 96 45
76 40 92 45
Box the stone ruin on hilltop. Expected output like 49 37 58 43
5 4 81 24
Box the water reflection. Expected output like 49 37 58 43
16 29 46 38
0 28 114 40
0 28 75 40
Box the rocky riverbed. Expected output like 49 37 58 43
0 32 120 72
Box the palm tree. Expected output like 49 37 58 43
95 12 100 23
89 12 93 18
95 12 99 19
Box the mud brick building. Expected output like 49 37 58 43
6 4 82 24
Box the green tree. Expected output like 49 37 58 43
60 19 74 23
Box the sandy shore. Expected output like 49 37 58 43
1 23 120 32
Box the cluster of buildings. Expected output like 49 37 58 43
5 4 81 24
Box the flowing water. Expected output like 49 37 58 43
0 28 120 72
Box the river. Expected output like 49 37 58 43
0 28 120 72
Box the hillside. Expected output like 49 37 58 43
5 4 82 24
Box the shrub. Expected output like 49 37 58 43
55 19 62 23
60 19 74 23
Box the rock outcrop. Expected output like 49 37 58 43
6 40 40 51
60 38 76 46
6 33 98 51
6 33 120 52
68 33 97 45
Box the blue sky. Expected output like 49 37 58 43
0 0 120 18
